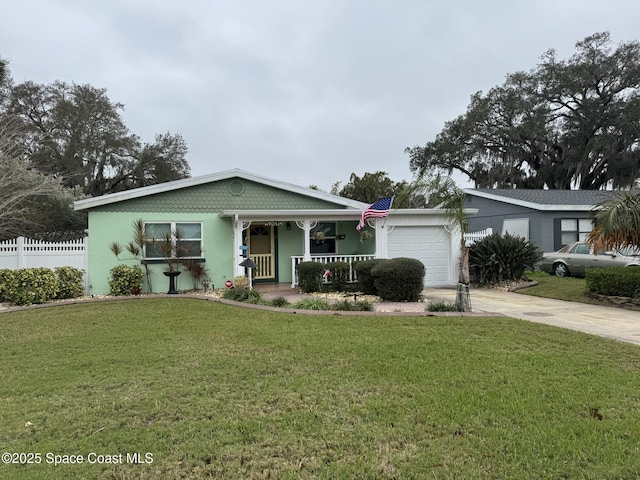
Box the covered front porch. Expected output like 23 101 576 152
220 209 382 287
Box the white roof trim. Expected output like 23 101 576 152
74 169 367 211
463 189 593 211
219 208 472 221
221 209 362 221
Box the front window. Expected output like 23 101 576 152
144 222 203 259
310 222 336 254
560 219 592 246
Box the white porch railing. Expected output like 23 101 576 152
291 254 375 288
464 227 493 246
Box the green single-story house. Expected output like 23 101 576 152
74 169 468 295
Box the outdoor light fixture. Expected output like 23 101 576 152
239 257 257 289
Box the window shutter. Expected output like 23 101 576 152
553 218 562 251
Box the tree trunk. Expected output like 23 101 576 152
456 241 471 312
456 283 471 312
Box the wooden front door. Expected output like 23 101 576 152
247 224 275 280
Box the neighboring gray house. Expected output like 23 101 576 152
463 189 620 252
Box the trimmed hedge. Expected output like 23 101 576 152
371 257 425 302
586 267 640 297
354 259 388 295
55 266 85 299
469 233 542 285
296 261 326 293
325 261 350 292
1 267 59 306
0 269 12 303
109 265 143 296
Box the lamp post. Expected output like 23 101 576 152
239 257 257 289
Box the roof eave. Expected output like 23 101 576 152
463 189 595 211
74 168 367 211
219 208 475 221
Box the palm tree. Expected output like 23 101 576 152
586 191 640 252
398 173 471 311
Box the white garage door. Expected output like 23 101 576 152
388 226 451 286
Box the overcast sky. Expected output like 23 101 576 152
3 1 640 192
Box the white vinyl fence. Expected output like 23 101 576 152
464 227 493 246
0 236 88 288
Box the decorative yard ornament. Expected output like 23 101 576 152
239 257 257 289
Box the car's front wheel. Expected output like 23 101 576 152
553 262 569 277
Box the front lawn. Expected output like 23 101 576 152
517 270 595 303
519 271 640 310
2 299 640 478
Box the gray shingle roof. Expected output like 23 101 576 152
469 189 618 206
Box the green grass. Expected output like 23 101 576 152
2 298 640 478
518 271 640 312
517 270 596 303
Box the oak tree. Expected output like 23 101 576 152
407 32 640 189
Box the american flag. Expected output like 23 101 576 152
356 197 393 231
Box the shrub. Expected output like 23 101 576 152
182 259 210 290
354 259 388 295
270 296 290 308
371 257 425 302
332 299 374 311
586 267 640 297
469 233 542 285
2 268 59 306
296 262 326 293
109 265 143 296
222 287 263 304
325 261 350 292
427 301 460 312
55 266 85 299
0 269 14 303
291 298 332 310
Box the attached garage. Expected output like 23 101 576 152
388 226 451 286
376 209 472 287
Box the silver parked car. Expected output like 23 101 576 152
539 241 640 277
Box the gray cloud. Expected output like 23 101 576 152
3 0 640 190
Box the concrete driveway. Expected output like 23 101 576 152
423 287 640 347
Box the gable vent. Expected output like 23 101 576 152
228 180 245 196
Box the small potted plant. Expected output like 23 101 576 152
359 230 374 243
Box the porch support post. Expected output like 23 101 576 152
233 216 251 278
233 215 242 278
374 219 389 259
296 220 317 261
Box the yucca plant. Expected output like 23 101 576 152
469 233 542 285
109 218 153 292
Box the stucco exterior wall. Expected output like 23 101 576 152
85 179 364 294
87 211 232 295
